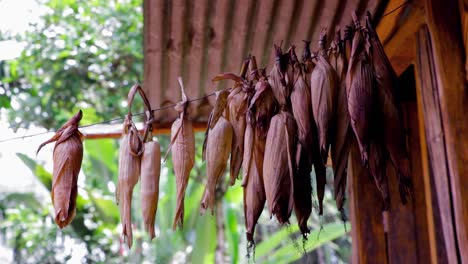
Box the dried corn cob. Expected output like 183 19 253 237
329 29 352 211
168 78 195 230
37 110 83 229
346 13 374 167
290 47 313 235
200 92 233 214
310 32 339 163
365 12 412 202
263 110 297 224
140 140 161 239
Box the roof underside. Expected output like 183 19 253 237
142 0 390 126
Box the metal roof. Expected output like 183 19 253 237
142 0 390 127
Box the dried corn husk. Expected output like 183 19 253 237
212 59 250 184
329 29 352 210
117 117 143 248
368 139 390 210
302 40 315 76
241 67 274 242
365 12 412 202
37 110 83 229
311 119 327 215
242 121 266 243
269 45 292 107
169 78 195 230
201 114 233 214
263 111 297 224
310 32 338 163
346 13 373 167
289 47 313 235
140 139 161 239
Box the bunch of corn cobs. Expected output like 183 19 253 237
39 12 413 249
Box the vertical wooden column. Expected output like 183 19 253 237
424 0 468 262
415 24 466 263
385 67 431 264
348 142 388 264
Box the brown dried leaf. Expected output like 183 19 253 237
141 140 161 239
37 110 83 229
200 116 233 214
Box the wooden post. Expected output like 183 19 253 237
348 142 388 264
415 23 466 263
424 0 468 262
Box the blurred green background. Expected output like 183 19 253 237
0 0 350 263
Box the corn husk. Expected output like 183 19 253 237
212 59 250 184
269 45 292 107
241 69 274 242
200 115 233 214
365 12 412 202
140 140 161 239
310 32 338 163
117 117 143 248
311 119 327 215
242 121 266 243
346 13 373 167
170 78 195 229
302 40 315 76
329 30 352 210
289 48 313 235
37 110 83 229
263 111 297 224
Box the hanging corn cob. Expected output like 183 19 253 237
346 13 373 167
212 59 250 185
289 47 313 236
311 31 339 163
201 91 233 214
116 84 148 248
37 110 83 229
166 77 195 230
365 12 413 203
139 89 161 240
242 56 274 244
264 46 297 224
329 29 352 211
269 45 293 107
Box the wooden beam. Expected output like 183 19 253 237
376 1 425 75
348 142 388 264
425 0 468 262
415 25 462 263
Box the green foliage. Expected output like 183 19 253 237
0 0 143 130
5 135 350 263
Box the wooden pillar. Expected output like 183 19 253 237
348 142 388 264
424 0 468 262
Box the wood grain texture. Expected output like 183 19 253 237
425 0 468 262
348 141 388 264
415 25 461 264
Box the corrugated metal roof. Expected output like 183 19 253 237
142 0 389 126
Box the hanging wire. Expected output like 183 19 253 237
0 1 410 144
